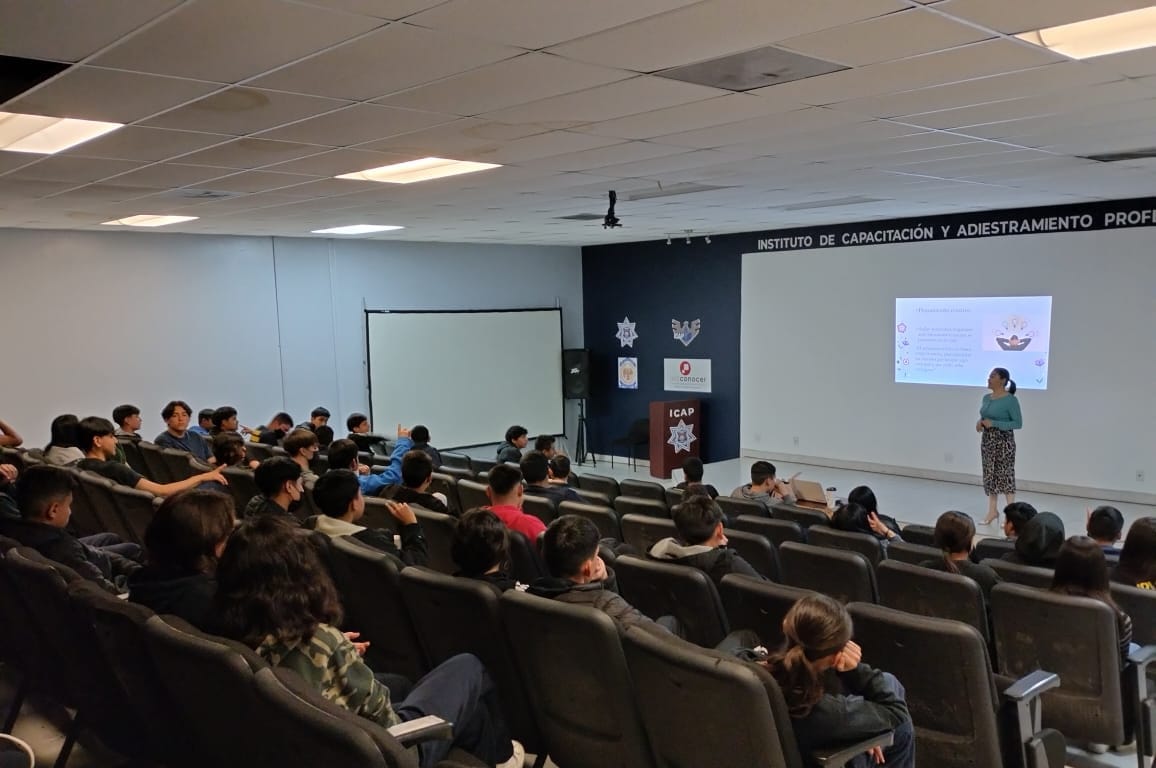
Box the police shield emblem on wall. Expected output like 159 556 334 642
671 318 701 346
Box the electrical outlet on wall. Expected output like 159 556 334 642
944 452 954 464
752 432 762 444
792 436 800 447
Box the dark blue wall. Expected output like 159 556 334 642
582 240 742 462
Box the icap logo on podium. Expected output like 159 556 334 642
617 357 638 389
667 420 697 453
671 318 701 347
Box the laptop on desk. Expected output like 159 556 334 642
790 478 830 507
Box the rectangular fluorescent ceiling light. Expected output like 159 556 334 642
101 215 199 227
0 112 122 154
336 157 500 184
311 224 404 235
1016 6 1156 59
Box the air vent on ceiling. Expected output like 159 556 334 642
556 213 604 221
156 188 245 201
1081 148 1156 162
626 182 735 201
778 195 884 211
656 44 847 92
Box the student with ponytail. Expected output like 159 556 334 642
762 594 915 768
920 510 1001 602
977 367 1022 525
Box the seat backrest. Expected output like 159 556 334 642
717 495 769 520
426 473 461 514
411 507 457 574
899 523 937 547
718 575 813 649
724 529 780 581
770 503 830 530
847 603 1002 768
664 486 684 509
618 478 667 502
620 514 677 555
0 548 62 695
456 478 490 511
991 583 1126 746
326 537 428 682
251 667 394 768
436 465 475 484
159 447 200 481
399 567 542 752
732 515 805 548
137 441 173 483
875 560 989 642
117 439 149 476
439 452 472 471
74 470 129 539
472 457 499 474
222 467 261 515
500 590 656 768
621 625 792 768
614 496 669 520
507 528 548 583
972 537 1015 562
360 496 399 532
884 540 944 567
108 483 160 544
577 489 612 507
779 542 878 603
1111 582 1156 646
521 493 558 526
613 555 729 648
558 500 621 541
577 473 620 500
983 558 1053 590
806 526 884 566
246 442 275 462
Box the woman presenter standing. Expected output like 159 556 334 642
978 367 1023 525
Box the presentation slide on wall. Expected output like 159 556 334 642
895 296 1052 389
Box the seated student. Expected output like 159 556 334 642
495 425 528 463
255 412 294 446
0 416 22 448
1087 505 1125 556
1001 511 1064 567
761 594 914 768
452 509 519 592
214 515 519 768
1113 518 1156 589
0 462 18 519
1052 536 1134 664
731 460 796 512
190 408 214 437
547 455 573 486
484 464 546 540
393 450 451 514
77 417 227 497
346 413 387 454
311 470 428 566
533 435 557 459
674 457 718 499
832 502 903 545
128 490 235 630
329 427 414 497
211 432 259 471
244 457 303 521
649 494 765 586
284 428 321 484
209 406 243 438
154 400 212 463
410 425 442 469
919 510 1001 601
112 404 142 442
295 406 330 433
847 486 902 534
0 465 141 594
43 414 84 466
314 424 335 451
520 451 583 505
1001 501 1038 542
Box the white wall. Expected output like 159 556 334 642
0 228 582 446
741 228 1156 499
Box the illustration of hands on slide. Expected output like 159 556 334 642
895 296 1052 389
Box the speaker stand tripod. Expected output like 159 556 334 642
575 399 595 466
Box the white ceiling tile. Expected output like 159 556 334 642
192 170 322 194
777 8 992 67
256 103 456 146
576 93 805 140
406 0 700 49
1 66 222 123
99 163 234 189
899 99 1058 130
356 119 549 157
482 76 727 129
63 127 234 162
939 0 1156 34
546 0 905 72
591 149 749 178
520 141 689 172
142 87 350 136
1095 48 1156 78
90 0 385 82
655 107 871 149
377 53 633 117
263 148 413 176
290 0 446 19
250 23 521 101
176 139 331 170
0 0 182 61
3 156 143 184
467 131 625 165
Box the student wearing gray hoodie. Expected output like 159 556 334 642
730 461 796 513
649 494 766 587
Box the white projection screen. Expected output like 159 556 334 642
366 309 564 449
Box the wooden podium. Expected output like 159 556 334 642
648 399 701 479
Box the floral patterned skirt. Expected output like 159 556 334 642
981 428 1016 495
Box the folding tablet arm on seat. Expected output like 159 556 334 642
1004 669 1063 768
1128 644 1156 768
387 714 454 747
812 732 894 767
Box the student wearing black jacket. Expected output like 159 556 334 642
649 494 765 587
392 450 451 515
451 508 519 592
761 594 914 767
311 470 428 567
